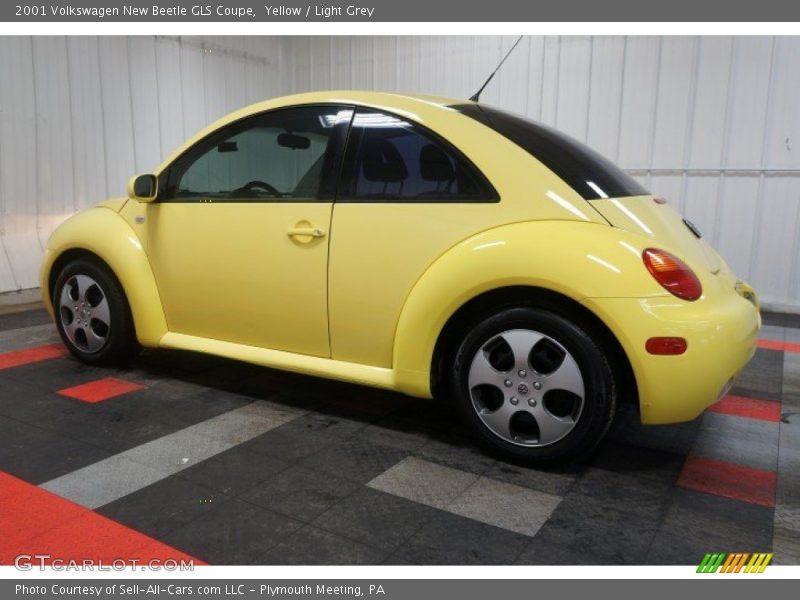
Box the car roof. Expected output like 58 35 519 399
155 91 476 173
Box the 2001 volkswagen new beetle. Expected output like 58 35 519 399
40 91 761 464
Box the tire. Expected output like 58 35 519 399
52 257 139 366
451 306 616 465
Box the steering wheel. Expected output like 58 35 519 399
232 180 281 197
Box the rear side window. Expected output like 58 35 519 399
338 109 497 203
452 103 648 200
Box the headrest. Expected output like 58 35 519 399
361 137 408 183
420 144 455 182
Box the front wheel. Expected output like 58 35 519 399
451 306 616 465
53 258 139 366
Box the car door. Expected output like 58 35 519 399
328 108 500 368
140 105 353 357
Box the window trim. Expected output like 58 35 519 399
157 103 355 204
335 106 499 204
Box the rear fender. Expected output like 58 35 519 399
392 220 667 397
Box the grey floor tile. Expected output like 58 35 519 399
448 477 561 537
590 439 685 486
783 352 800 407
285 410 372 438
162 499 304 565
692 411 779 471
178 444 289 496
301 437 408 484
607 404 701 455
97 476 226 537
732 347 784 401
241 466 360 522
367 456 478 510
361 417 443 451
517 507 659 565
41 455 168 508
0 323 59 352
1 436 113 484
260 525 387 565
313 487 438 553
240 423 340 463
480 460 577 496
413 429 498 476
647 489 773 564
760 325 786 342
772 526 800 565
185 399 303 444
774 505 800 533
123 430 232 472
391 511 530 565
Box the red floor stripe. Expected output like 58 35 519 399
677 456 776 508
708 395 782 422
0 343 66 370
758 338 800 353
58 377 146 403
0 471 205 566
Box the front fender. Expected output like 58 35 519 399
392 220 668 397
40 207 167 347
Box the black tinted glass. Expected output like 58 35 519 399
339 109 497 202
452 103 648 200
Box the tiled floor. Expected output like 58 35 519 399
0 307 797 565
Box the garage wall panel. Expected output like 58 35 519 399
0 35 292 296
288 35 800 311
2 35 800 311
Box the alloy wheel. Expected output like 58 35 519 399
58 274 111 354
467 329 585 447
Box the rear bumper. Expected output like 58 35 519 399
582 285 760 424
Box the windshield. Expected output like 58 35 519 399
452 103 649 200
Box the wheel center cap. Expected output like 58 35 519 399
517 383 529 395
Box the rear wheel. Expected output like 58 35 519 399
53 258 139 365
451 306 616 465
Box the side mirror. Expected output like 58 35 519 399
127 174 158 203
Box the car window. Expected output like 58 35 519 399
451 103 649 200
338 109 497 203
161 105 353 202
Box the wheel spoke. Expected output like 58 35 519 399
63 318 80 343
92 296 111 328
529 406 577 446
73 274 94 304
468 349 507 388
542 352 585 397
479 404 515 441
498 330 544 373
58 283 74 311
83 328 107 353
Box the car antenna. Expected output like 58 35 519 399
469 36 524 102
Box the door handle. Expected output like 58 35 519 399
287 226 326 238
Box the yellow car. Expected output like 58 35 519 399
40 91 760 464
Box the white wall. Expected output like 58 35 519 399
0 35 290 292
289 36 800 312
2 35 799 312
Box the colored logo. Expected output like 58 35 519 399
697 552 773 573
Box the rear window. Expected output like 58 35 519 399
452 103 649 200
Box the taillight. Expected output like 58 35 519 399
642 248 702 301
